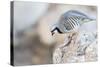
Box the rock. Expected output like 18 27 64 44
53 29 97 63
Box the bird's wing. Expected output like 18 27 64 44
63 10 88 18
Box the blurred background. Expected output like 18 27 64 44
13 1 97 66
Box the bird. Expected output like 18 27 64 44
51 10 95 35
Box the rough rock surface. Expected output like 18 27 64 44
53 24 97 63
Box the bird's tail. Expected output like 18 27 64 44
81 18 96 24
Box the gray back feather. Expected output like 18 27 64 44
62 10 89 19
